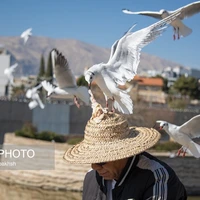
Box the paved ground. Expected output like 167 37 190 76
0 133 199 196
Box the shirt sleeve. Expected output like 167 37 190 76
142 168 187 200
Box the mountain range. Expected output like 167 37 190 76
0 36 182 77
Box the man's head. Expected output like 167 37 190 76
63 104 160 165
92 158 128 180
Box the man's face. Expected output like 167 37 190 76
91 158 128 180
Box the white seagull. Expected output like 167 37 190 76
4 63 18 86
156 114 200 158
84 10 181 114
43 49 90 108
122 1 200 40
20 28 32 44
25 84 45 110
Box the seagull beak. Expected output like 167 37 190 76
88 83 91 90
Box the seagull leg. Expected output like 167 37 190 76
173 27 176 40
177 147 183 156
88 89 96 104
104 95 109 108
74 95 80 108
183 148 187 157
106 101 108 108
177 27 180 40
111 96 115 112
183 147 187 157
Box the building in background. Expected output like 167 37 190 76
161 66 191 87
0 45 10 96
128 75 166 104
190 68 200 79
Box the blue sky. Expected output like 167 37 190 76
1 0 200 70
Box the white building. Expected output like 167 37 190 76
0 45 10 96
161 66 191 87
190 68 200 79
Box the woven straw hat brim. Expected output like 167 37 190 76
63 127 160 164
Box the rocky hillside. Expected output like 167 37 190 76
0 36 180 77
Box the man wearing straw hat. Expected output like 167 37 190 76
64 103 187 200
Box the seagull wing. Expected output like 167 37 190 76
25 89 32 99
10 63 18 72
21 28 32 37
175 1 200 20
41 80 54 93
108 40 119 62
106 10 181 85
122 9 162 19
32 84 42 94
51 49 77 89
179 114 200 138
108 24 137 61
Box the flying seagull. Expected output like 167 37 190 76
156 114 200 158
4 63 18 86
84 10 181 114
20 28 32 44
25 84 45 110
122 1 200 40
44 49 90 108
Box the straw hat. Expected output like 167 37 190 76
64 104 160 164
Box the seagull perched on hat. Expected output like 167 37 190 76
122 1 200 40
42 49 90 108
156 114 200 158
84 10 181 114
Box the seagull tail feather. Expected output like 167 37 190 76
178 22 192 37
28 101 38 110
114 91 133 114
77 86 90 105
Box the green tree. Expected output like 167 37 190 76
38 55 45 79
45 52 53 82
11 84 26 98
77 75 88 86
173 75 200 99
